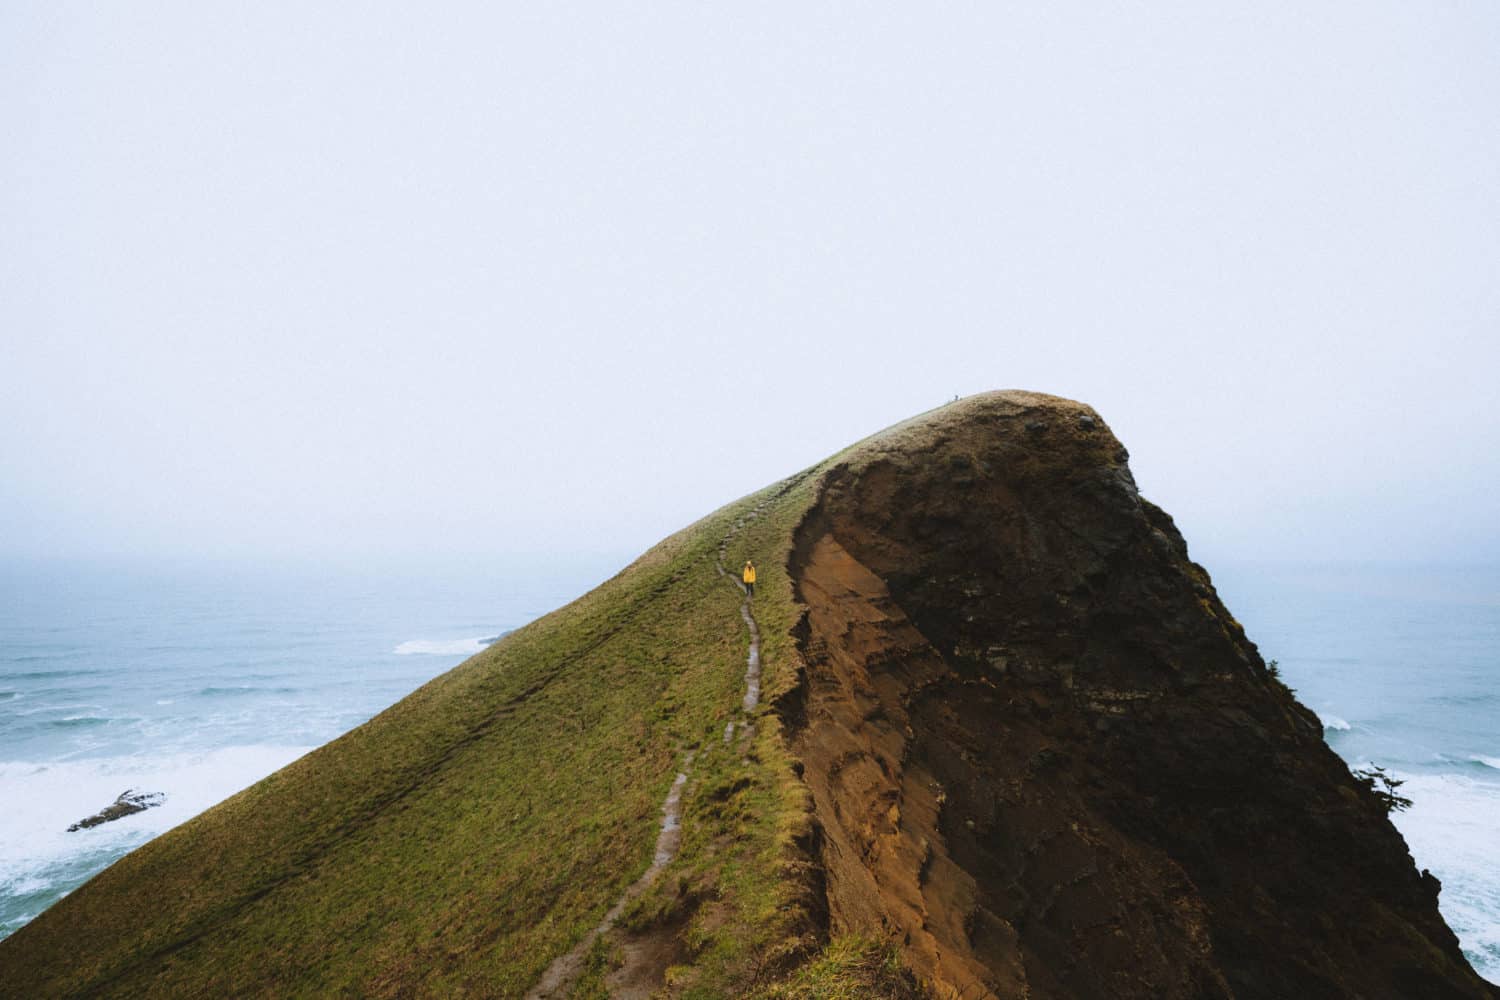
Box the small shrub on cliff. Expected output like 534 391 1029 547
1265 658 1295 695
1352 764 1413 815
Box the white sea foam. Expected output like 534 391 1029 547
393 637 490 656
1318 713 1351 732
1471 756 1500 772
1391 771 1500 982
0 746 313 908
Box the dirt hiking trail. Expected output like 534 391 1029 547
524 502 767 998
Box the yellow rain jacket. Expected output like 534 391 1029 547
742 563 756 585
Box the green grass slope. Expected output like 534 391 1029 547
0 463 833 998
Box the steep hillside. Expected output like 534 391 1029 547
783 392 1495 999
2 392 1492 999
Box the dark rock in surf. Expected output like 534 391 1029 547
68 790 165 832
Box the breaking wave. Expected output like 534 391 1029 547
0 745 314 938
393 637 492 656
1390 771 1500 982
194 686 299 698
46 716 110 729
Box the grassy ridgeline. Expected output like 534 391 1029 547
0 468 833 998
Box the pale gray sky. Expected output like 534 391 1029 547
3 3 1497 568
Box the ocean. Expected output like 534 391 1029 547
0 554 624 945
1212 562 1500 983
1 557 1496 983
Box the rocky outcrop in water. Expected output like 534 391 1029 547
68 790 165 832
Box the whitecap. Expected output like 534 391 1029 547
1389 771 1500 983
1470 755 1500 772
1318 713 1351 732
48 716 110 728
393 637 490 656
2 874 52 897
0 745 314 937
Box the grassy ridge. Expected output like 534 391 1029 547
598 469 828 997
2 418 925 997
1 489 795 996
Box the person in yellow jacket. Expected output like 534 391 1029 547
742 560 756 598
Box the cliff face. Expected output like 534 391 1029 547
786 391 1493 999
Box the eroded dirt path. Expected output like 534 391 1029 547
737 604 761 712
525 505 767 999
716 504 766 745
524 757 694 1000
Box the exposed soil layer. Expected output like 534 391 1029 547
605 895 699 1000
788 391 1496 999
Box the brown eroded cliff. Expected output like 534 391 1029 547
782 391 1494 999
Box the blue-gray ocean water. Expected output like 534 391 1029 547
1212 563 1500 982
0 555 623 943
1 558 1496 982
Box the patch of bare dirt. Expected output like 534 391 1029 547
604 894 701 1000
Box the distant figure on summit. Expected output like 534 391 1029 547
742 560 756 598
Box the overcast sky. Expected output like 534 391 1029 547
3 3 1497 570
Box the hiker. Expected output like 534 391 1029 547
742 560 756 598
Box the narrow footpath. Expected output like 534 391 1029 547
524 504 766 999
523 757 693 1000
716 510 763 746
